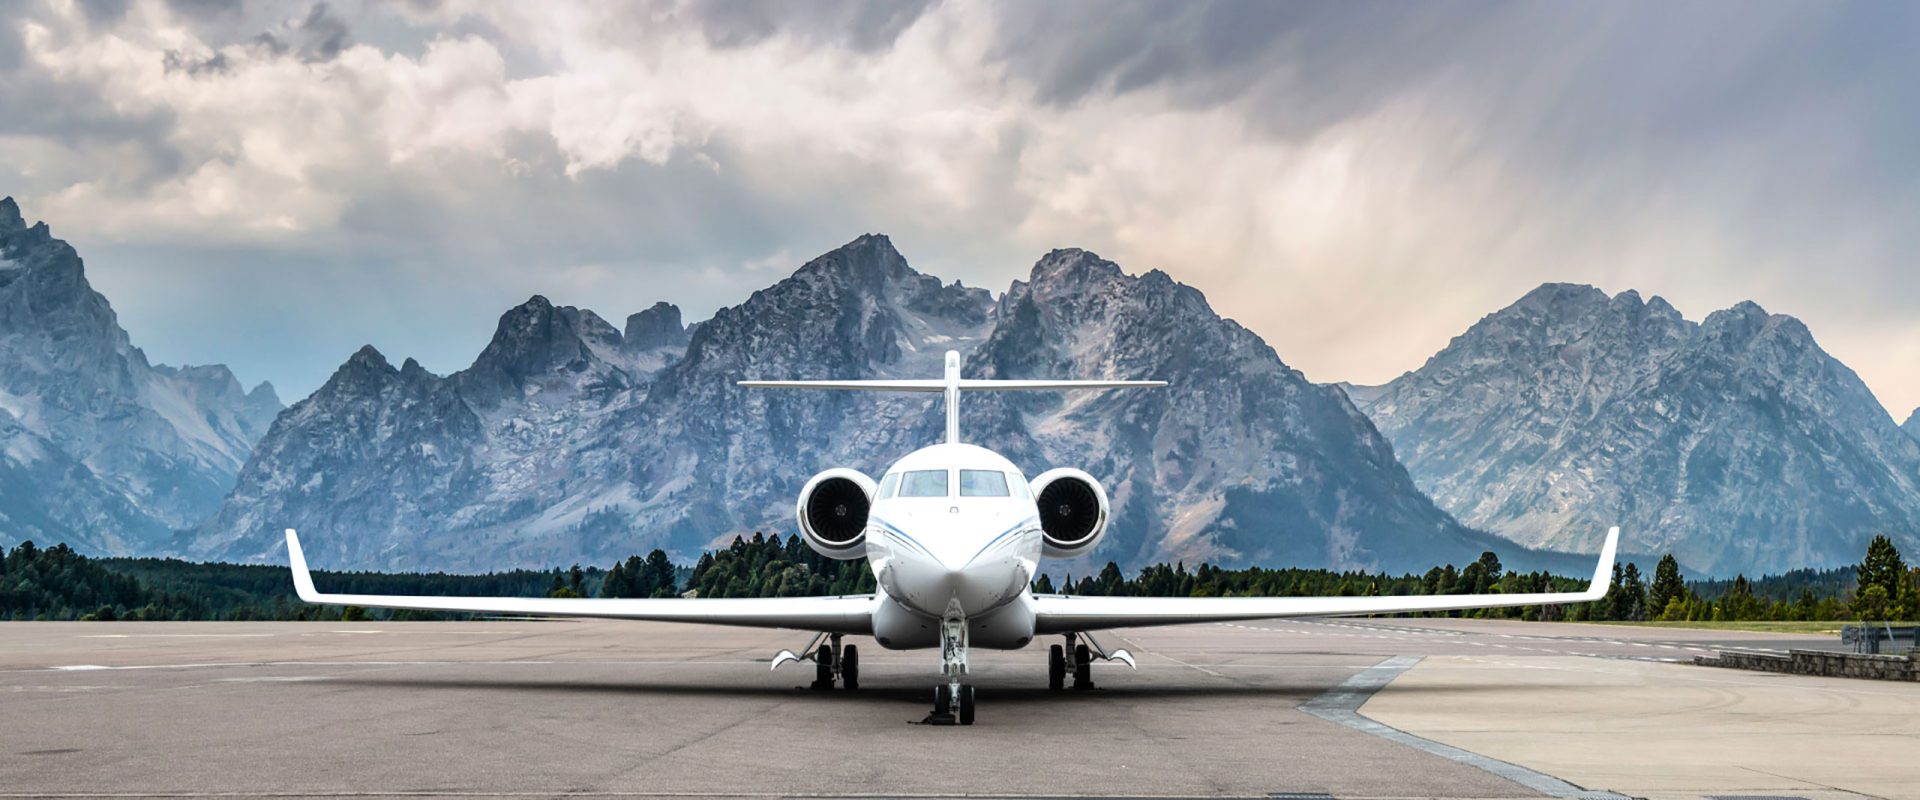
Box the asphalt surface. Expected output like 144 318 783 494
0 617 1887 799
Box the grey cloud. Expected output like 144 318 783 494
0 16 21 71
688 0 936 53
81 0 133 28
165 0 245 20
7 0 1919 412
295 2 350 62
162 49 232 76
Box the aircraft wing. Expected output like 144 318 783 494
284 530 874 634
1031 527 1618 634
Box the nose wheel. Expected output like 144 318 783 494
932 683 976 725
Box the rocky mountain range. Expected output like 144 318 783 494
1904 410 1919 443
200 235 1550 575
1347 283 1920 575
0 197 281 555
9 192 1913 578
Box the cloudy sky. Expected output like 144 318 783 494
4 0 1917 415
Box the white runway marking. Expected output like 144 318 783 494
211 676 333 683
77 634 275 639
31 659 767 673
1212 619 1763 664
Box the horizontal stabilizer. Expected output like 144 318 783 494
736 378 1166 392
739 349 1164 444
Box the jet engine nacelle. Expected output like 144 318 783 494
796 468 875 560
1030 468 1109 560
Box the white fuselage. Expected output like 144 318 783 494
861 442 1046 651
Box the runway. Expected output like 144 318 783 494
2 618 1913 799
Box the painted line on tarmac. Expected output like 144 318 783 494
0 790 1336 794
1299 655 1627 800
28 659 769 673
76 633 276 638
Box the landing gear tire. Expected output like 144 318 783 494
1048 644 1066 691
841 644 860 690
934 683 953 716
957 684 976 726
814 644 834 690
1072 643 1093 690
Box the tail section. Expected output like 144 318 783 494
739 350 1164 444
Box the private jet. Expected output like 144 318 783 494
285 350 1619 725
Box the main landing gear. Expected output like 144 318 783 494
811 633 859 690
1048 633 1095 691
1049 632 1134 692
773 633 859 690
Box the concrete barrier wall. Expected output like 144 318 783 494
1696 649 1916 681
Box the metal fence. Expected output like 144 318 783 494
1842 623 1920 654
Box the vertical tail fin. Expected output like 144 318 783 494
943 350 962 444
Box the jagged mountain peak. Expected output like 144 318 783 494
1513 281 1609 310
1904 409 1920 442
624 301 689 352
1495 283 1687 327
0 196 22 232
1027 247 1125 289
791 233 914 285
247 381 281 406
1700 299 1809 341
346 343 394 371
319 345 402 396
468 295 623 389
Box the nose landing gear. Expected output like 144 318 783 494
924 615 975 725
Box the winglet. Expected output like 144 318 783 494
1581 526 1621 602
285 528 322 603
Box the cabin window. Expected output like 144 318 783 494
898 469 950 498
878 472 901 499
1008 472 1031 500
959 469 1010 497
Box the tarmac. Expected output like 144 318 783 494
1 616 1912 799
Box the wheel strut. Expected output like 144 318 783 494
925 615 974 725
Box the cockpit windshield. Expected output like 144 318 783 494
898 469 950 498
959 469 1010 497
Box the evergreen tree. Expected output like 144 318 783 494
1475 551 1503 584
599 560 630 598
1460 562 1488 595
1648 554 1685 619
1855 535 1907 618
642 549 677 597
1616 562 1647 621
